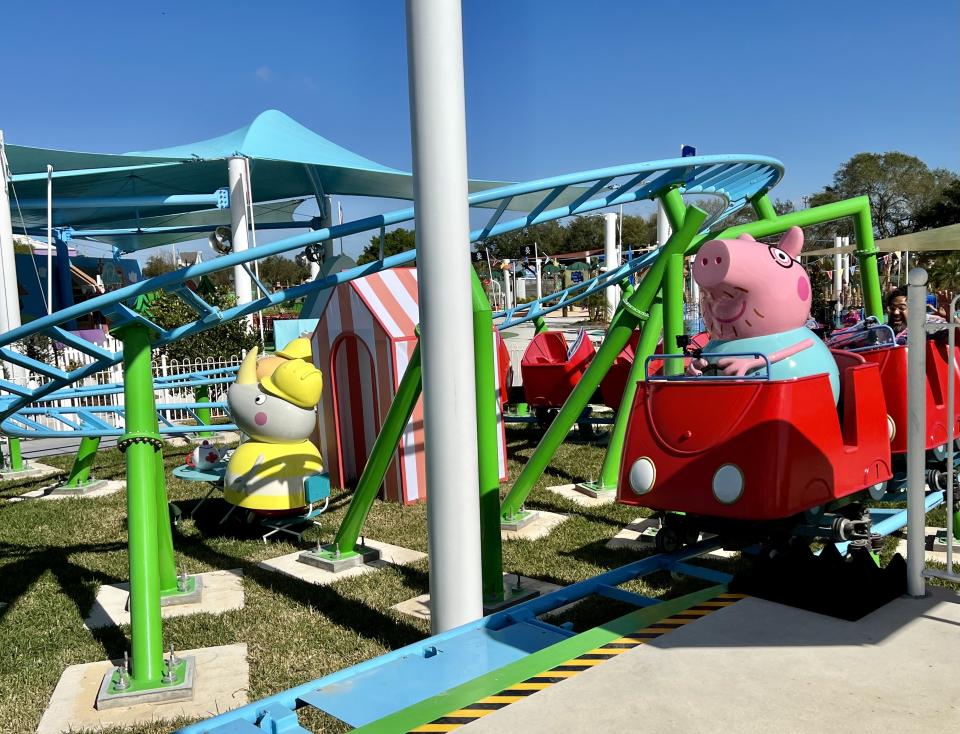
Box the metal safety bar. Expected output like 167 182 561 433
645 351 772 381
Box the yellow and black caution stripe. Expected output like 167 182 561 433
408 593 746 733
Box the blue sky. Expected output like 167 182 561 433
4 0 958 259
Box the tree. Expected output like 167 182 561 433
357 227 416 265
913 179 960 291
813 152 955 239
148 285 260 362
256 255 310 288
142 253 177 278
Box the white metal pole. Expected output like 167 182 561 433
690 255 700 324
0 131 22 335
842 236 851 289
604 212 620 316
502 259 513 310
534 242 542 300
906 267 928 597
228 157 253 327
46 164 53 314
405 0 483 632
833 235 843 324
656 201 671 247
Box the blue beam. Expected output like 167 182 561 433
67 219 317 239
12 192 227 210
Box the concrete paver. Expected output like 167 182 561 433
463 588 960 733
37 644 248 734
85 569 244 630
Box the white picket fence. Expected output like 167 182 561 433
3 335 241 431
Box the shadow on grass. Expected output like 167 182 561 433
0 540 126 631
171 525 432 654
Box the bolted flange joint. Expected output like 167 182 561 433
117 431 164 453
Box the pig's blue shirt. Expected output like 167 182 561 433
704 326 840 402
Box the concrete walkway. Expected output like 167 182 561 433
463 588 960 733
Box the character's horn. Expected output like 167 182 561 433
236 346 259 385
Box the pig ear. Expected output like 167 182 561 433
779 226 804 258
736 233 756 241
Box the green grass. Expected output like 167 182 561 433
0 431 956 733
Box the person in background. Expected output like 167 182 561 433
886 286 946 344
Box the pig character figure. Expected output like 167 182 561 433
690 226 839 402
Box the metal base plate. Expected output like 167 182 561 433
932 529 960 553
95 656 196 710
298 544 381 573
483 581 542 614
160 575 204 607
123 576 204 610
48 479 111 496
0 462 58 481
574 481 617 499
500 510 538 532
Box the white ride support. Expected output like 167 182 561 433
228 156 254 326
405 0 484 633
604 213 620 316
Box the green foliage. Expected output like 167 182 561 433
12 237 34 254
150 285 259 361
811 152 956 239
915 179 960 230
142 253 177 278
357 227 416 265
256 255 310 288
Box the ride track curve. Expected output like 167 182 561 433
0 154 783 438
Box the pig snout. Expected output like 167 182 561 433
693 240 746 289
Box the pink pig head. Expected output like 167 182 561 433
694 226 810 340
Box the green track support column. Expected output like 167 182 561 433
116 323 165 687
594 299 664 490
8 436 23 471
153 427 181 598
500 205 707 521
663 254 685 376
194 385 213 438
471 271 504 603
853 205 883 320
64 436 100 487
329 342 423 559
660 188 687 377
533 316 548 335
750 192 778 221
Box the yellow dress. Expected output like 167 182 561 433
224 440 324 512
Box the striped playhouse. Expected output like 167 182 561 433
311 268 508 504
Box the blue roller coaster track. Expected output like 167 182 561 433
0 154 783 438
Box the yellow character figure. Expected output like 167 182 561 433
225 346 324 513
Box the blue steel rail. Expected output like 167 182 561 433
0 155 783 437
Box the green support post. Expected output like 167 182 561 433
471 270 505 603
194 385 213 438
660 188 687 377
116 324 165 688
750 192 778 221
8 436 24 471
853 204 883 320
64 436 100 488
663 254 685 376
500 205 708 521
533 316 549 335
153 425 181 598
330 343 423 558
594 298 664 490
